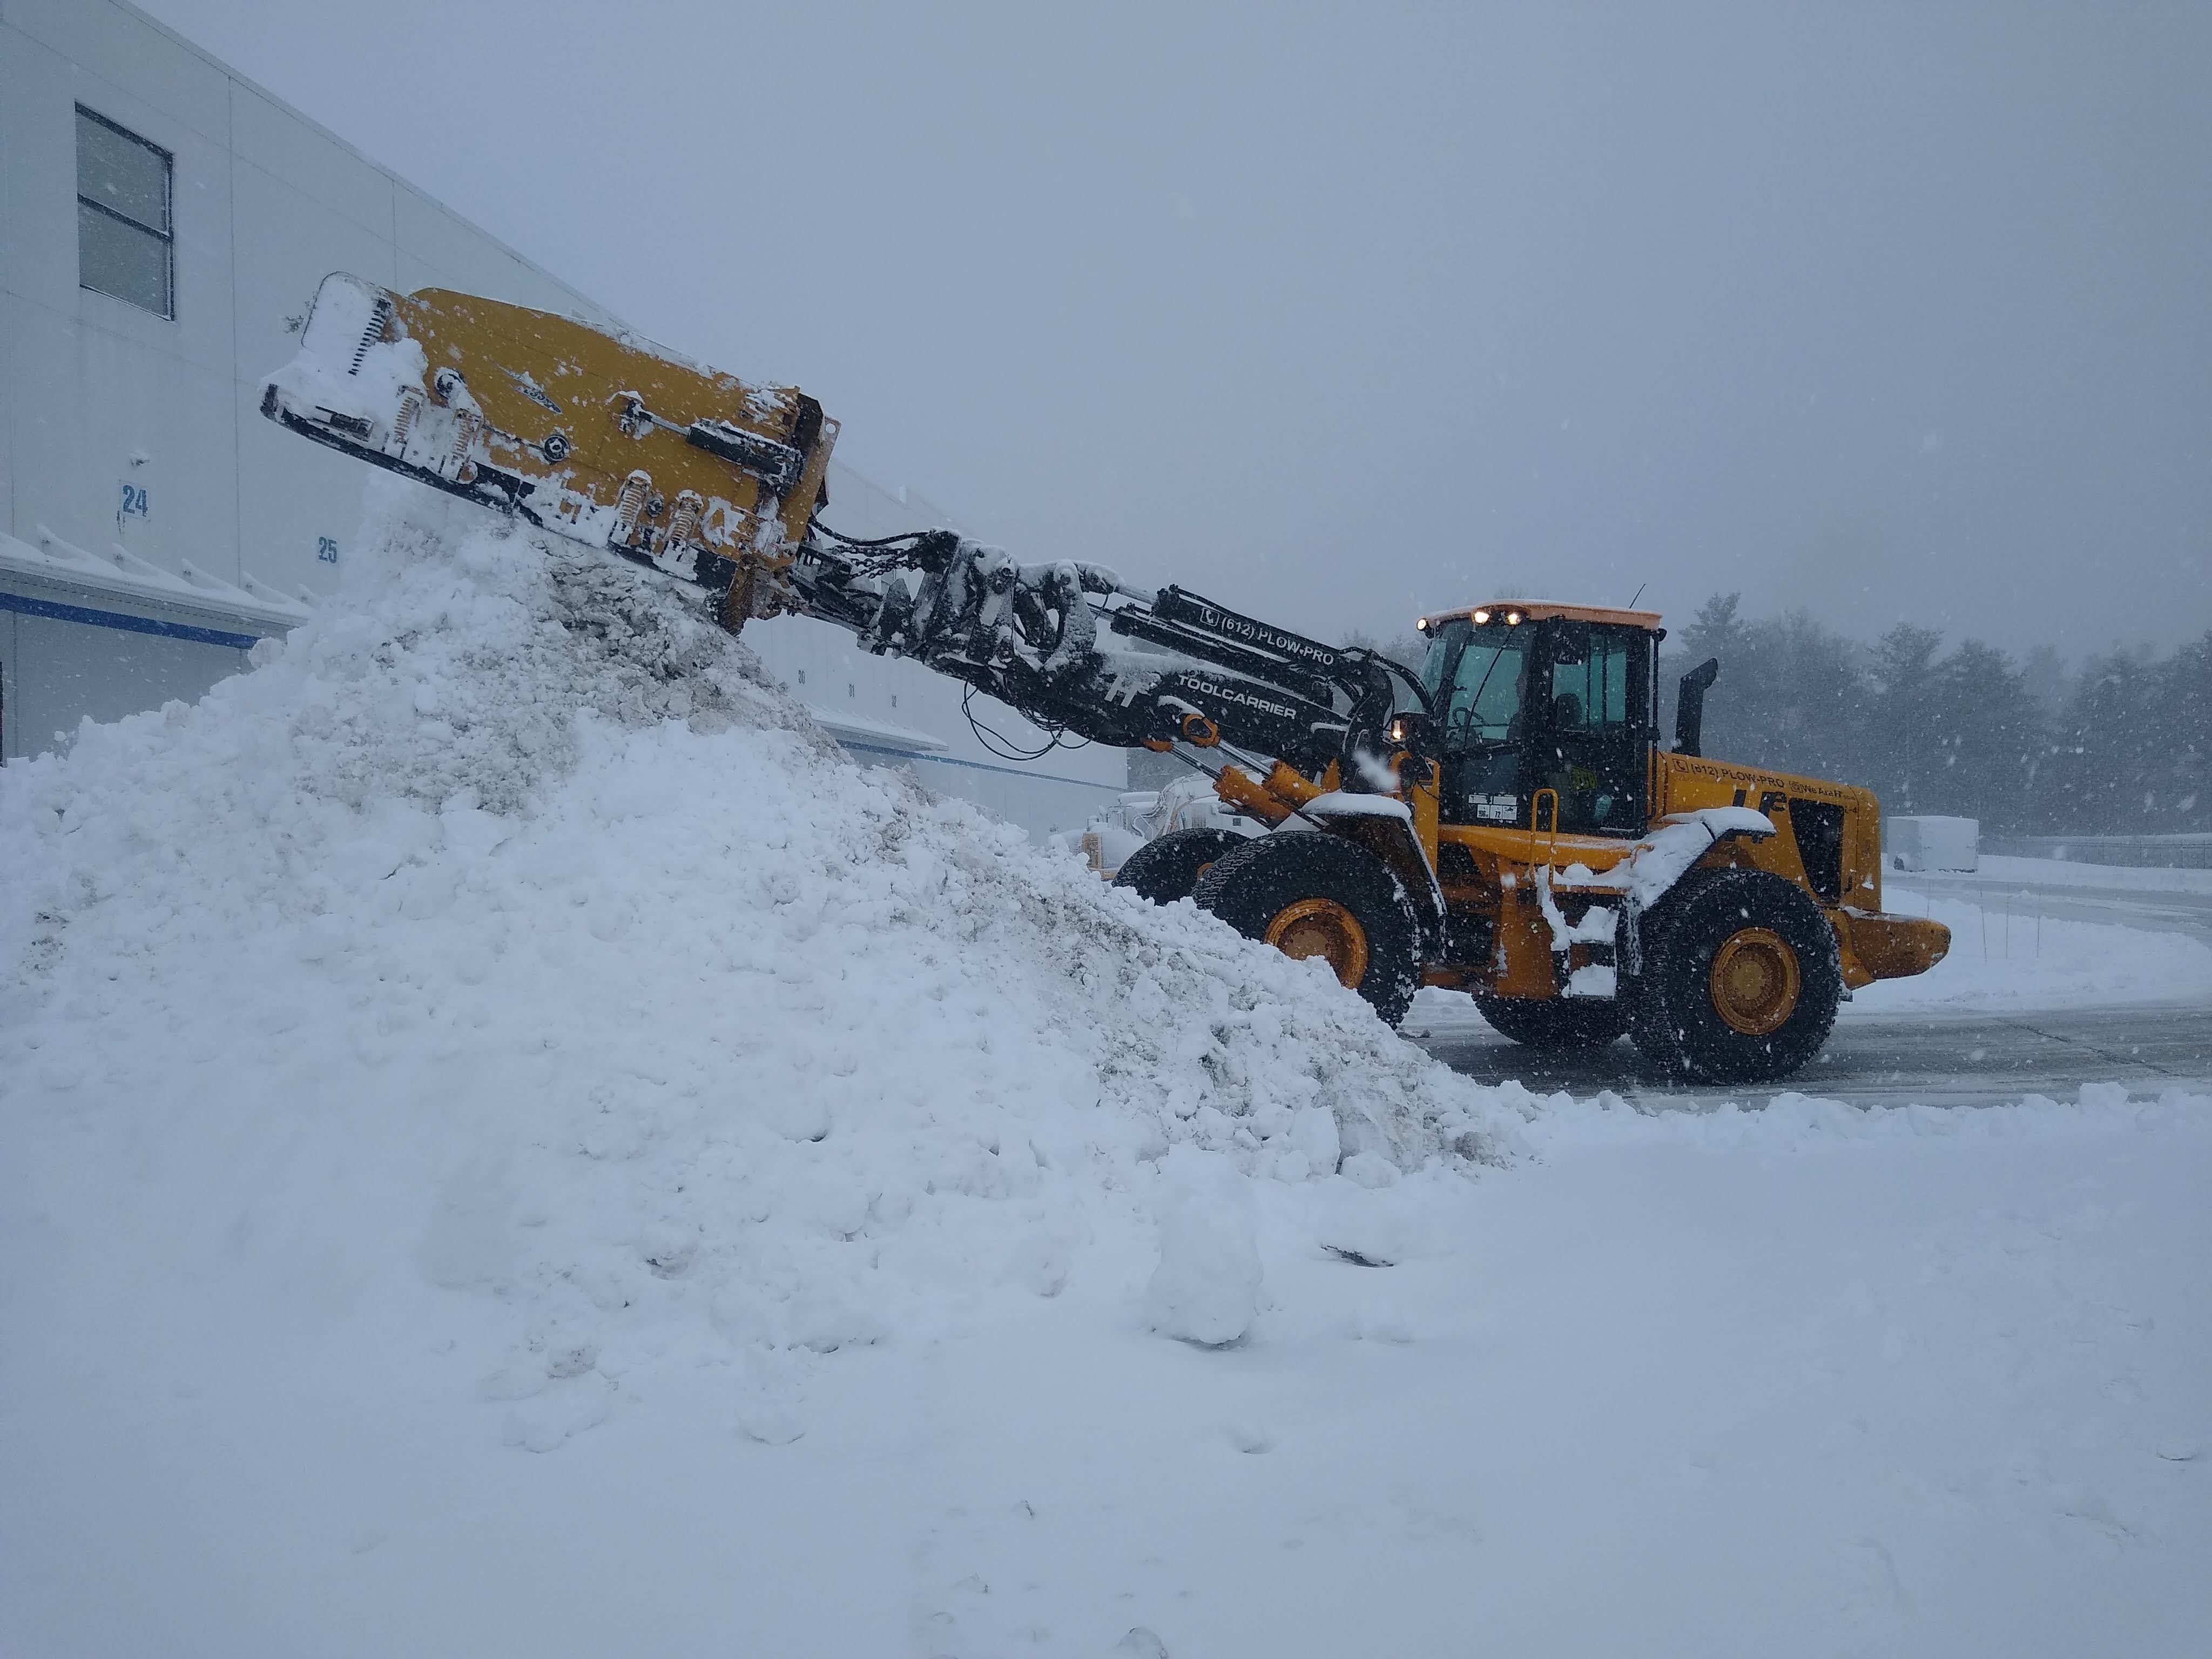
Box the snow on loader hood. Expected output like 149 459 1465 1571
0 481 1523 1449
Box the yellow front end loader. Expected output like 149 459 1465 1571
263 274 1948 1084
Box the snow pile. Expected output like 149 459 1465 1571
0 483 1515 1451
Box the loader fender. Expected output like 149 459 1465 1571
1604 805 1777 976
1292 794 1447 961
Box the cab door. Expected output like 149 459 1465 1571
1534 622 1651 836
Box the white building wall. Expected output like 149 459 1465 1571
0 0 1124 833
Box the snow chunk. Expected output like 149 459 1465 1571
1147 1149 1265 1346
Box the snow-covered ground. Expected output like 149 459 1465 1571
3 490 2206 1656
1846 882 2212 1012
1966 854 2212 896
5 1084 2206 1657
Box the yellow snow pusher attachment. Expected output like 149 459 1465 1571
264 273 1951 1085
260 273 838 631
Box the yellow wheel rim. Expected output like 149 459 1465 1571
1265 898 1369 988
1709 927 1801 1035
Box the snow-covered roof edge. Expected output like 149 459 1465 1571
804 704 951 754
0 529 312 635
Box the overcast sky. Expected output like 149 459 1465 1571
144 1 2211 657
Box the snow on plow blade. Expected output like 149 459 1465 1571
260 274 838 623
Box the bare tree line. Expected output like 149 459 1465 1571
1668 595 2211 836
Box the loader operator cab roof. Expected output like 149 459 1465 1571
1414 600 1664 633
1407 602 1666 724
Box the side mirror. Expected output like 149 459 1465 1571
1674 658 1720 756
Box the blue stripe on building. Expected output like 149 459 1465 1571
0 590 264 651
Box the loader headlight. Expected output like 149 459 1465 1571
1471 608 1491 624
1505 609 1523 626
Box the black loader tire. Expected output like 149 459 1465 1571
1111 828 1247 905
1473 993 1626 1051
1627 867 1843 1084
1192 832 1422 1026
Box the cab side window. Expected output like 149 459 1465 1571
1547 630 1633 733
1539 624 1649 835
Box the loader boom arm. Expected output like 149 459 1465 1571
791 530 1414 774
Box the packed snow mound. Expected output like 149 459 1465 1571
0 483 1517 1448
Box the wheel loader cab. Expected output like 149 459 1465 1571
1419 605 1661 837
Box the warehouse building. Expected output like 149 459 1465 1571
0 0 1124 837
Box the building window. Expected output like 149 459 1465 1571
76 107 173 318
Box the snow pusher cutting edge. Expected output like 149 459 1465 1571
262 274 1950 1078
